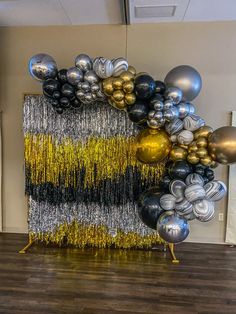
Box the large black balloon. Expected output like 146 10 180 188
155 81 166 94
61 83 75 99
127 100 149 124
57 69 68 84
134 74 156 100
43 79 60 97
168 161 193 180
138 188 164 230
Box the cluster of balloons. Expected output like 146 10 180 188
29 53 236 244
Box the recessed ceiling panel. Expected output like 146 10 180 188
0 0 70 26
184 0 236 22
128 0 190 23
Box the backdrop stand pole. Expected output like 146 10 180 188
168 243 179 263
19 234 35 254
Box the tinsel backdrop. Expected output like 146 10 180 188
24 95 165 248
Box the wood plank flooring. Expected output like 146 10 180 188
0 233 236 314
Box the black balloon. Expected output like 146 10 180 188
138 188 164 230
61 83 75 99
71 98 82 109
52 90 61 99
134 74 156 100
57 69 68 84
205 168 214 181
168 161 193 180
56 107 64 114
43 79 60 97
160 175 171 191
194 164 206 176
155 81 166 94
51 99 60 108
60 97 70 108
127 100 149 124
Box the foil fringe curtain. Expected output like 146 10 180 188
24 96 164 248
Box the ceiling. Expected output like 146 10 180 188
0 0 236 26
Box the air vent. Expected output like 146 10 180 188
135 5 176 18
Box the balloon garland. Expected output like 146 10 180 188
28 53 236 244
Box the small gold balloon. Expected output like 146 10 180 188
194 126 213 139
187 152 200 164
123 81 134 93
128 65 136 75
114 99 126 110
210 160 219 168
179 144 189 150
196 137 208 148
120 71 134 82
196 147 208 158
170 146 188 161
188 141 198 153
112 78 124 90
201 155 212 166
102 78 114 96
113 90 125 101
124 93 136 105
136 128 171 164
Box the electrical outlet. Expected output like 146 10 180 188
219 213 224 221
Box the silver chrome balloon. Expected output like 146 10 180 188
165 87 183 105
67 67 83 85
81 82 90 92
177 102 190 119
84 70 99 84
112 57 128 77
164 65 202 101
29 53 57 81
157 211 190 243
75 54 93 72
91 84 100 93
163 100 173 110
163 107 179 122
153 100 164 111
188 103 196 115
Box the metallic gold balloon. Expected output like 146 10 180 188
208 126 236 164
179 144 189 150
120 71 134 82
124 93 136 105
194 125 213 139
196 147 208 158
188 141 198 153
196 137 208 148
128 66 136 75
201 155 212 166
170 146 188 161
123 81 134 93
136 129 171 164
108 98 126 111
187 152 200 164
102 78 114 96
210 160 219 168
113 78 123 90
113 90 125 101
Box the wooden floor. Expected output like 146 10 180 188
0 234 236 314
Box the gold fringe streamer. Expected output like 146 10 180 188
30 221 164 249
25 134 165 187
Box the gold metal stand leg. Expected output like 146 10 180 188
168 243 179 264
18 236 35 254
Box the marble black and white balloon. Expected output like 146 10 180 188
193 199 215 222
170 179 186 202
177 130 194 145
160 194 176 210
183 114 205 131
204 180 227 202
185 173 205 186
112 57 128 77
93 57 114 79
185 184 206 202
165 119 184 135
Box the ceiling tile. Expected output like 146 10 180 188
0 0 71 26
60 0 123 25
184 0 236 22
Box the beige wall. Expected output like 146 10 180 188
0 22 235 243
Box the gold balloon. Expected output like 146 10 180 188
179 144 189 150
170 146 188 161
201 155 212 166
187 152 200 164
194 126 213 139
124 93 136 105
102 78 114 96
113 78 123 90
196 137 208 148
120 71 134 82
136 128 171 164
210 160 219 169
188 141 198 153
128 66 136 75
196 147 208 158
123 81 134 93
113 90 125 101
108 98 126 111
208 126 236 164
